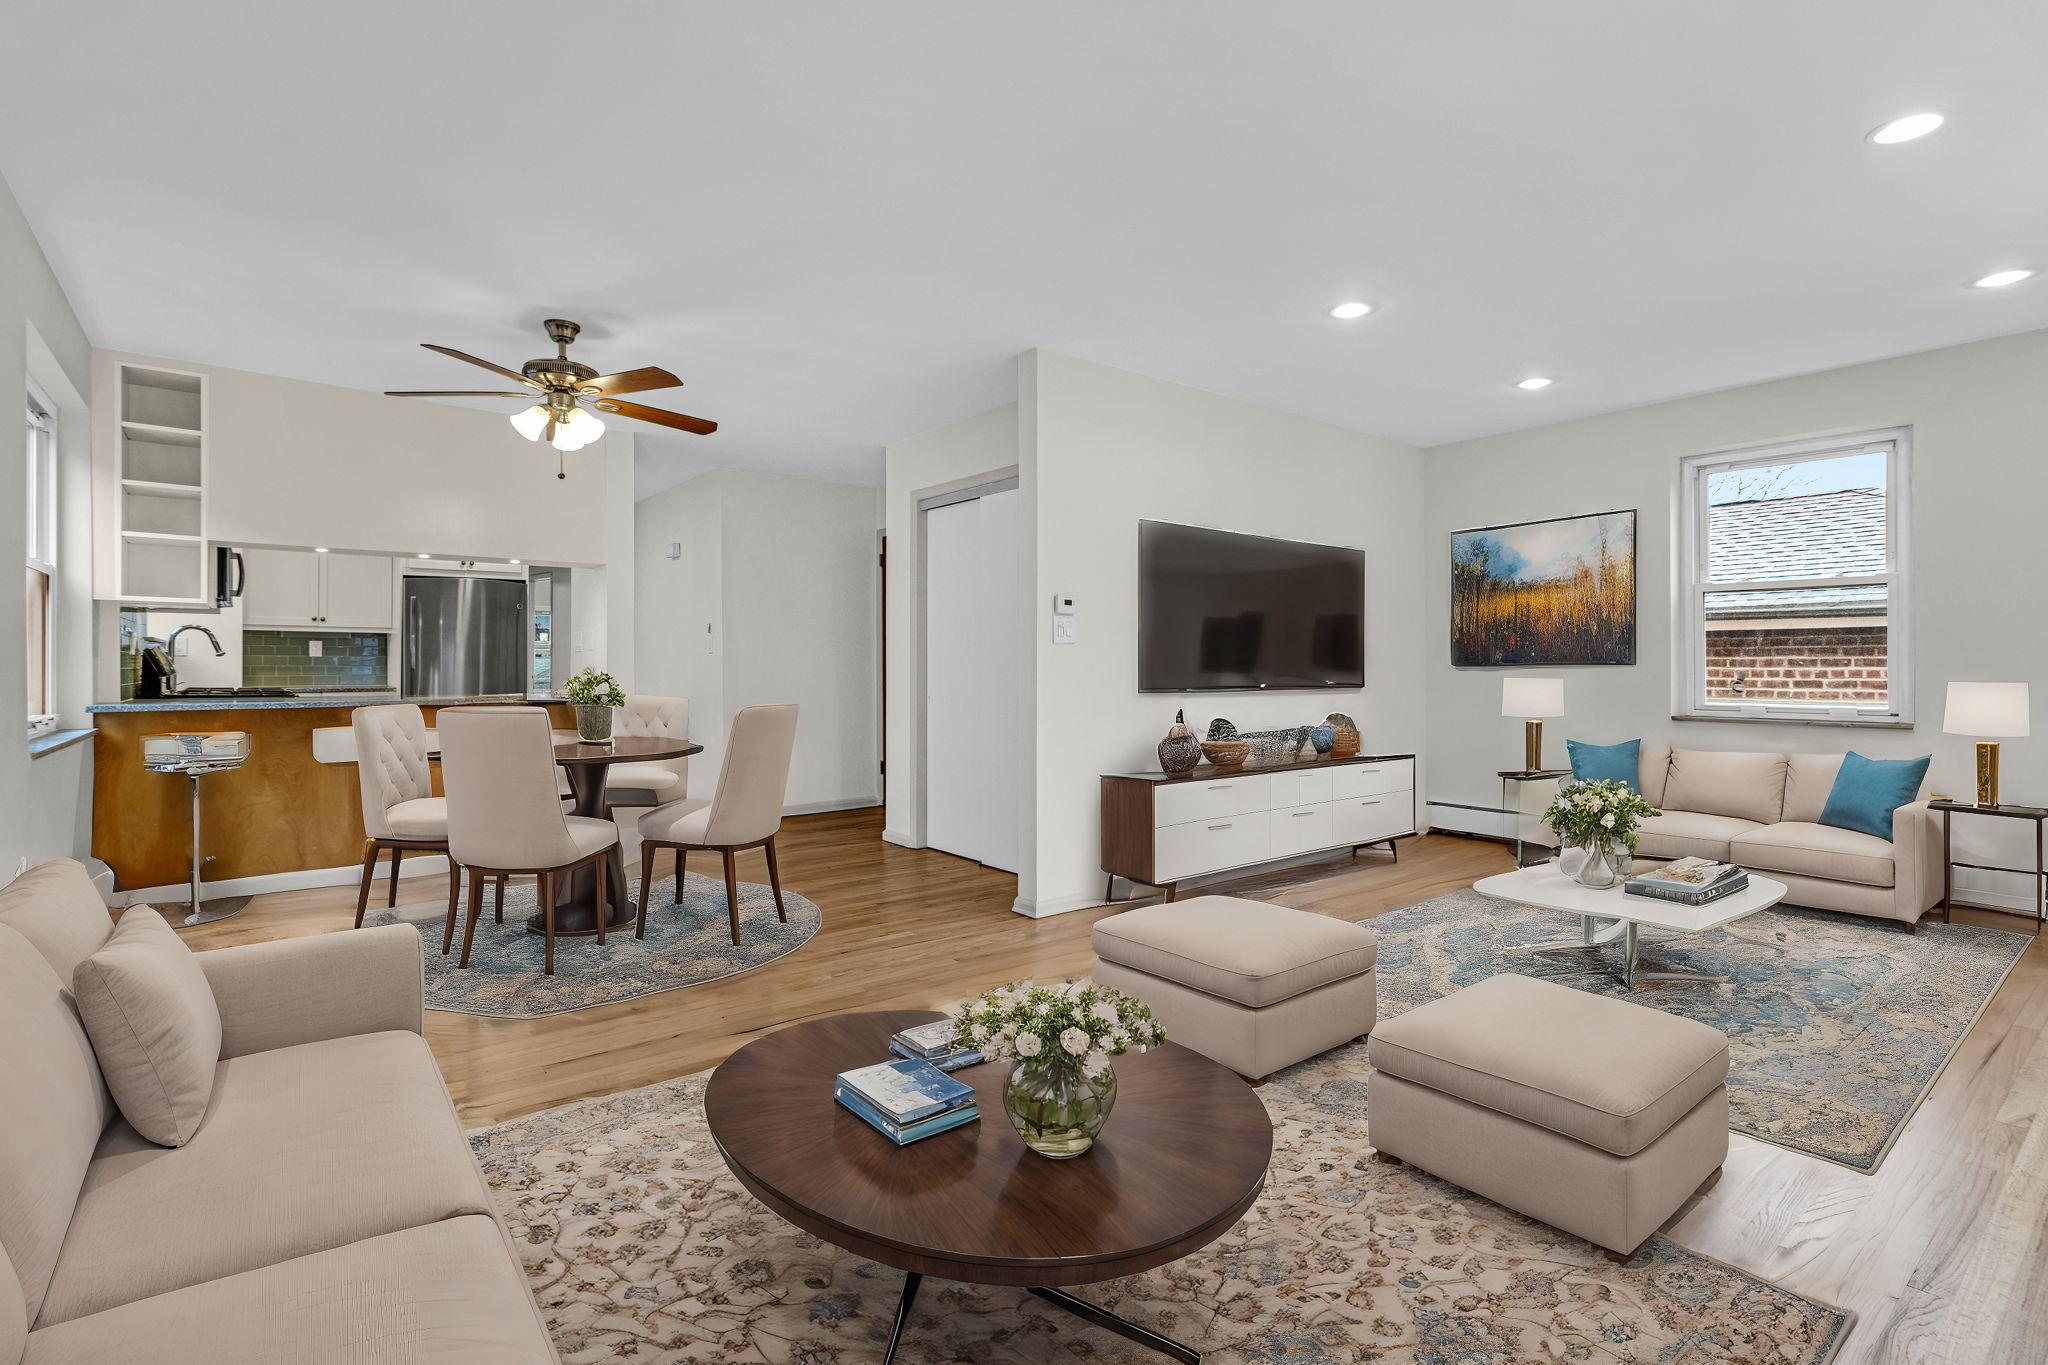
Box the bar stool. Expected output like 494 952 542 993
142 737 253 926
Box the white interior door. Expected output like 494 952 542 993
924 489 1020 872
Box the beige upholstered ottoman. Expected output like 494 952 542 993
1367 973 1729 1260
1091 896 1378 1080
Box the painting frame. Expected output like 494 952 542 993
1450 508 1637 667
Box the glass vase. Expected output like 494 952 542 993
1569 834 1630 889
1002 1056 1118 1158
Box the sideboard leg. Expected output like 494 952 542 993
881 1272 922 1365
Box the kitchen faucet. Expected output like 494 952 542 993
167 625 227 658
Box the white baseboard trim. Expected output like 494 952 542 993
881 827 921 849
119 854 453 907
786 797 881 817
1011 892 1096 919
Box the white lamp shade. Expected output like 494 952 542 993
509 405 551 442
550 408 604 452
1501 676 1565 718
1943 681 2030 738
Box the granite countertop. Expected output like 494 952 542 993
89 692 567 714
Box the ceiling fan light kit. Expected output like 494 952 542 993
384 317 716 478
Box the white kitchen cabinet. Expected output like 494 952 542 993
242 548 393 630
92 357 213 605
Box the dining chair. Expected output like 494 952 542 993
605 695 691 809
440 706 620 975
350 703 459 938
635 704 798 944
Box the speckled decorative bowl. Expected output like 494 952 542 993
1200 739 1251 768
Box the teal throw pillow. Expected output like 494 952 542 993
1818 751 1930 840
1566 738 1641 791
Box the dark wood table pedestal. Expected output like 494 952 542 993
524 736 703 938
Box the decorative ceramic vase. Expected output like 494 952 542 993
1330 727 1361 759
1310 724 1337 755
1003 1056 1118 1159
1562 834 1629 889
1157 709 1201 774
574 704 613 742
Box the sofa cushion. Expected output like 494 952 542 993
37 1030 494 1327
0 926 113 1331
1092 896 1379 1008
72 910 222 1148
1780 753 1846 825
1638 743 1672 807
0 861 111 990
1367 973 1728 1156
1819 751 1932 840
22 1216 557 1364
1635 810 1763 863
1662 749 1789 825
1734 822 1897 889
1566 738 1641 790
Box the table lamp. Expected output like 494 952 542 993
1501 676 1565 773
1943 681 2029 807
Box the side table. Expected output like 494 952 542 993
1498 769 1573 867
1931 799 2046 933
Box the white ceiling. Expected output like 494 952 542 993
5 3 2046 495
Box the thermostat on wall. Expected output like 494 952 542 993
1053 593 1077 615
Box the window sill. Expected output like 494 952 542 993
28 727 94 759
1672 712 1914 731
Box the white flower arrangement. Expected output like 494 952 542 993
1542 777 1659 852
955 979 1164 1079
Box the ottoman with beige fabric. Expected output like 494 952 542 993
1367 973 1729 1260
1091 895 1378 1081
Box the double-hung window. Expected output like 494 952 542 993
25 393 57 735
1679 428 1910 723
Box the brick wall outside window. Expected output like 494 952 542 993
1705 622 1887 704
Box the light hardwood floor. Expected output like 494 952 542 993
177 808 2046 1364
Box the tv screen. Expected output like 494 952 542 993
1139 521 1364 691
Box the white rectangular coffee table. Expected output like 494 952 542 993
1474 863 1786 988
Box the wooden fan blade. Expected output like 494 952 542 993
383 390 531 398
578 366 682 398
591 398 718 436
421 343 538 387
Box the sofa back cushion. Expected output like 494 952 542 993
1638 743 1673 806
73 910 222 1147
1 1246 24 1365
0 860 112 988
1662 748 1789 825
0 923 114 1329
1782 753 1848 824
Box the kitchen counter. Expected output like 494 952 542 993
90 691 567 714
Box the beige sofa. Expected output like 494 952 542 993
1627 745 1940 929
0 860 557 1363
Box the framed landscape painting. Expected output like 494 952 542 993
1451 509 1636 666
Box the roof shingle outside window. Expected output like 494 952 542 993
1706 489 1885 618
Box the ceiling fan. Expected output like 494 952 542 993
384 318 717 477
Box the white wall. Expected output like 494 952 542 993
635 468 882 811
880 402 1019 846
1022 350 1430 916
1424 326 2048 910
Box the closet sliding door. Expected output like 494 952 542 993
924 487 1019 872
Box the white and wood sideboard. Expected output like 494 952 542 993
1100 753 1417 902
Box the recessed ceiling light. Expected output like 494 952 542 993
313 546 329 553
1328 301 1374 320
1515 376 1555 391
1867 112 1943 145
509 558 521 565
1973 269 2037 289
416 552 431 559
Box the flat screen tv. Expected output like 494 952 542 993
1138 520 1364 692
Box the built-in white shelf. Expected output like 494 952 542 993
98 361 211 604
120 478 203 500
120 530 203 543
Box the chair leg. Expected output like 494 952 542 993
540 871 557 976
494 875 504 924
441 859 461 955
458 868 485 967
722 848 741 946
764 836 787 923
675 848 686 906
387 846 403 906
594 854 608 946
354 840 379 929
637 841 655 939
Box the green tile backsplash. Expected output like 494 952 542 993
242 630 390 688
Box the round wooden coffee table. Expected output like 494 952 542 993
704 1010 1273 1363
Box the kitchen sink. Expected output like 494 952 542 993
170 687 298 698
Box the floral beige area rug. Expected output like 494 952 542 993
363 869 820 1018
1368 892 2029 1172
471 1042 1852 1364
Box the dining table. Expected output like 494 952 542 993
533 734 704 936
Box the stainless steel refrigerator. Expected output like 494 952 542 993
401 575 528 698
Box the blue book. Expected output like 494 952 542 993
836 1057 976 1124
835 1085 979 1146
890 1040 986 1072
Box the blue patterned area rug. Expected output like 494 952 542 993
363 870 820 1018
1369 891 2029 1172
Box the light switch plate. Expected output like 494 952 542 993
1052 615 1078 645
307 639 323 657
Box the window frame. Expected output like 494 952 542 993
26 389 57 734
1678 426 1912 726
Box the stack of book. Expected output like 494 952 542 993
888 1019 986 1072
834 1057 979 1146
1626 856 1750 906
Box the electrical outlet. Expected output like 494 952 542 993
307 639 323 658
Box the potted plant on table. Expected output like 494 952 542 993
955 979 1165 1159
1542 778 1661 888
565 667 625 742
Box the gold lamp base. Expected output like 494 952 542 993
1524 719 1545 774
1976 740 2001 807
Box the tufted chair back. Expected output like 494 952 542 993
702 704 799 847
351 704 435 840
439 708 581 870
613 694 691 791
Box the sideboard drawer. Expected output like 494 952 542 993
1332 759 1414 800
1268 769 1333 809
1269 802 1333 857
1154 774 1273 828
1155 813 1272 882
1332 791 1412 845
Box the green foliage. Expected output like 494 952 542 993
1543 778 1660 852
955 979 1165 1078
565 667 625 708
